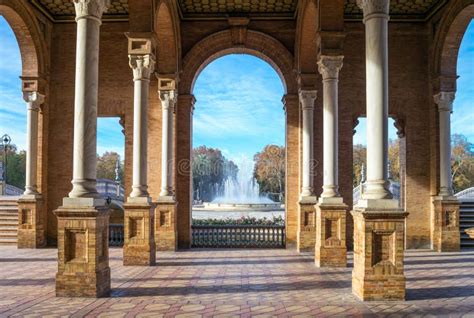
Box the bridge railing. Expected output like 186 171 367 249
455 187 474 201
191 225 285 248
109 224 124 247
4 184 24 196
353 180 400 205
97 179 125 201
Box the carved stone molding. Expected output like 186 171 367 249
393 117 406 139
159 90 177 110
228 17 249 46
23 92 45 111
73 0 111 20
317 56 344 80
129 54 155 81
356 0 390 18
299 90 317 110
434 92 455 113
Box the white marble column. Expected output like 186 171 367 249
299 90 317 198
129 54 155 199
318 56 344 201
159 90 176 197
357 0 392 201
23 92 44 196
68 0 110 199
434 92 455 197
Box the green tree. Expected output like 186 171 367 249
253 145 285 201
0 144 26 190
97 152 124 183
451 134 474 193
192 146 238 202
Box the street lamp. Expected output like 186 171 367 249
1 134 11 195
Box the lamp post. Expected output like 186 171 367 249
1 134 11 195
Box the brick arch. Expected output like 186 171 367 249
155 0 181 74
432 0 474 92
180 29 297 95
0 0 47 79
294 0 318 74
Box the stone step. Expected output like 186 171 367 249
0 232 17 238
0 226 17 232
0 239 17 246
0 216 19 221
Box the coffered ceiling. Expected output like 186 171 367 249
30 0 446 21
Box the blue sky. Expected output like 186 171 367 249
0 17 472 162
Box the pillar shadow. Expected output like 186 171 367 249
407 286 474 300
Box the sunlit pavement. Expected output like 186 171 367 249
1 247 474 317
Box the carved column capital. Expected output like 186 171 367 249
299 90 318 110
317 55 344 80
129 54 155 81
434 92 455 113
73 0 110 21
356 0 389 21
23 92 45 111
159 90 177 110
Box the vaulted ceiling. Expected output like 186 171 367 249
31 0 446 21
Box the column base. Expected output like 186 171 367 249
432 196 460 252
155 197 177 251
351 201 408 301
123 198 156 266
54 201 110 298
297 196 317 252
17 195 46 248
315 198 347 267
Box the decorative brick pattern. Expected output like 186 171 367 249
155 201 177 251
178 0 297 14
297 201 316 252
432 198 461 252
54 205 111 297
3 248 474 315
17 197 46 248
351 209 408 301
36 0 128 16
123 202 156 266
315 203 347 267
344 0 444 18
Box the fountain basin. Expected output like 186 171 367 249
195 202 283 211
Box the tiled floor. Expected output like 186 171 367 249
1 247 474 317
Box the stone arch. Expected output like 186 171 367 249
180 29 297 95
294 0 319 75
155 0 181 75
0 0 47 79
432 0 474 92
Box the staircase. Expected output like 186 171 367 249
0 196 19 246
460 200 474 248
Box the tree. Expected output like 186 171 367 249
451 134 474 193
388 139 400 182
97 152 124 183
192 146 238 202
253 145 285 201
353 144 366 187
0 144 26 189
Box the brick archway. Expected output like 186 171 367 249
155 0 181 75
180 29 297 95
0 0 47 79
176 29 299 249
432 0 474 92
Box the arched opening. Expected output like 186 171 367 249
190 54 286 248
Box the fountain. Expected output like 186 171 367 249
202 164 281 211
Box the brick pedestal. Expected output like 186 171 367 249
432 197 460 252
123 199 156 266
315 200 347 267
297 197 317 252
155 198 177 251
54 201 110 298
17 195 46 248
352 202 408 301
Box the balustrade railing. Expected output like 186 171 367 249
109 224 124 247
192 225 285 248
97 179 125 201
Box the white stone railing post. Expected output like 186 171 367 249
23 92 44 196
434 92 455 197
68 0 110 199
